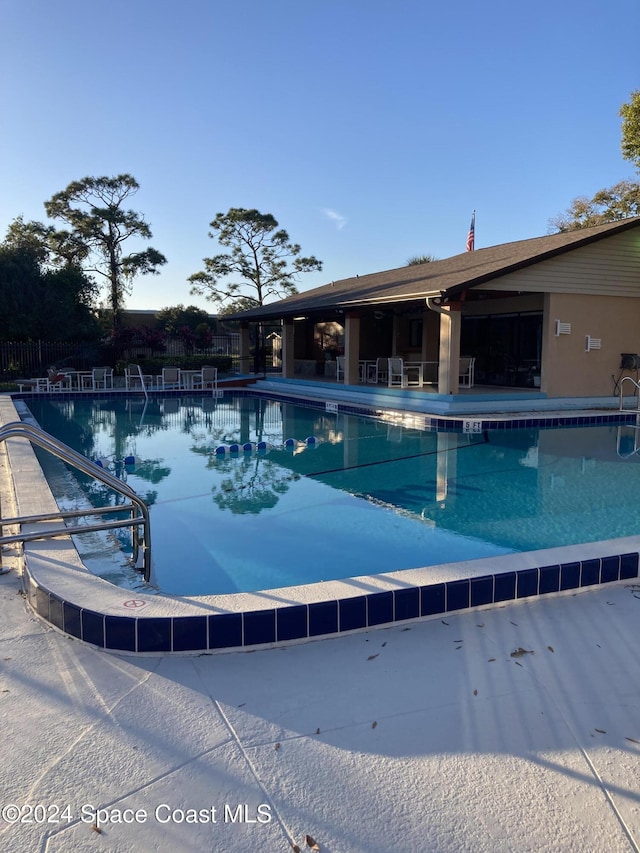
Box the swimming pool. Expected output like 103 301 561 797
23 392 640 597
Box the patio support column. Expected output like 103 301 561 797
239 323 251 374
437 303 461 394
344 312 361 384
281 318 295 378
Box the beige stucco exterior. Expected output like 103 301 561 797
540 293 640 396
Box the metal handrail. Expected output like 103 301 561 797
619 375 640 411
0 421 151 581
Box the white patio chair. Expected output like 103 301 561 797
192 366 218 390
374 357 388 384
459 357 476 388
158 367 181 390
125 364 152 391
86 367 113 390
387 357 408 388
336 356 345 381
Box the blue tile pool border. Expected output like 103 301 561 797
22 552 639 654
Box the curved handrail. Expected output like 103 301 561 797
619 375 640 411
0 421 151 581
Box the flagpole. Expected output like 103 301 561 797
466 210 475 252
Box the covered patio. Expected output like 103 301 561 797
230 217 640 405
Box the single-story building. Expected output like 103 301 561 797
230 217 640 400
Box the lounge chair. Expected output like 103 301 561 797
336 356 345 382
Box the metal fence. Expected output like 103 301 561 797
0 336 241 382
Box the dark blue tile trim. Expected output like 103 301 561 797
471 575 493 607
173 615 207 651
82 610 105 648
367 591 394 626
209 613 242 649
309 600 338 636
22 545 640 653
137 618 172 653
339 596 367 632
446 579 470 612
243 609 276 646
539 564 560 594
276 605 308 641
393 586 420 620
620 553 639 580
517 569 538 598
421 583 445 616
63 602 82 638
105 615 136 652
580 559 600 587
560 562 580 591
49 595 64 630
495 572 516 602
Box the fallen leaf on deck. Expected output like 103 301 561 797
275 743 281 750
488 658 496 662
315 728 320 735
456 645 462 650
473 689 478 696
306 834 320 850
625 737 639 743
477 623 484 628
547 646 554 653
510 647 534 657
367 654 379 661
510 621 518 626
442 620 449 625
595 728 606 734
372 721 377 729
381 641 387 647
291 843 301 853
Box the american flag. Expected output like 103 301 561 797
466 211 475 251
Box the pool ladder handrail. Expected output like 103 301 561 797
619 375 640 411
0 421 152 582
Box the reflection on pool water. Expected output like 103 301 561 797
24 394 640 596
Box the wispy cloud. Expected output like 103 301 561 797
322 208 347 230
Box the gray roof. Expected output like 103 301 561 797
229 217 640 321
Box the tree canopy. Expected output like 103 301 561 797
0 233 99 341
620 90 640 171
406 253 438 266
550 92 640 232
44 174 166 332
188 208 322 313
549 179 640 232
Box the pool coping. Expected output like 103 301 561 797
3 392 639 654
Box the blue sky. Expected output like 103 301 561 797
1 0 638 311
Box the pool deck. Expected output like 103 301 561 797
2 387 640 850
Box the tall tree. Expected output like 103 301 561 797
549 179 640 232
550 92 640 232
188 208 322 312
620 90 640 170
44 175 166 332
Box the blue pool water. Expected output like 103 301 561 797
24 394 640 596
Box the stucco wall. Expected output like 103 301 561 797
541 293 640 397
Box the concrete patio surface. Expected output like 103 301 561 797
2 560 640 853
